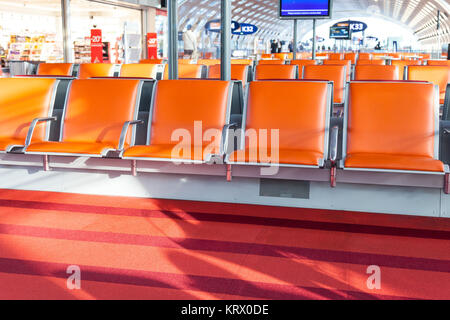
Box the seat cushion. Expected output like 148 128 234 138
26 141 117 155
0 138 25 151
345 153 444 172
123 144 219 162
229 148 323 166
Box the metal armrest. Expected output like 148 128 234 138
329 125 339 163
25 117 57 147
220 123 239 155
118 120 144 151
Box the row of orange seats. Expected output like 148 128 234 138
0 77 446 187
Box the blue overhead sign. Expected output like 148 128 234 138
332 20 368 33
232 23 258 35
205 19 240 33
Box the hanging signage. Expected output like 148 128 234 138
90 29 103 63
147 32 158 59
332 21 367 33
232 23 258 35
205 19 240 33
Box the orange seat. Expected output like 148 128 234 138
231 59 253 66
178 59 193 65
303 65 347 104
391 60 421 80
407 66 450 104
208 64 249 86
37 63 73 76
258 59 285 65
344 82 444 173
344 53 357 64
357 59 385 65
329 53 344 60
427 60 450 67
78 64 115 79
354 65 399 81
123 80 233 162
163 64 204 79
26 79 143 156
140 59 165 64
290 60 317 77
261 54 273 59
254 65 297 80
274 53 289 61
120 64 159 78
322 59 351 82
358 53 372 60
228 81 332 167
197 59 221 66
0 78 58 151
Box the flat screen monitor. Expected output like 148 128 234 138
279 0 332 19
330 26 351 40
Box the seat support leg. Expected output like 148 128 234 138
131 160 137 177
226 164 232 182
43 155 49 171
445 173 450 194
330 166 336 188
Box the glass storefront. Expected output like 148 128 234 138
70 0 142 63
0 0 64 63
0 0 146 66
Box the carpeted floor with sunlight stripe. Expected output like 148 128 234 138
0 188 449 300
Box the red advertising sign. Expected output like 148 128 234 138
147 32 158 59
90 29 103 63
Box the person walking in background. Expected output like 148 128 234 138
183 24 197 58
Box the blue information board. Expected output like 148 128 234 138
279 0 332 19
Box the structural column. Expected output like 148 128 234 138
312 19 317 60
220 0 231 81
168 0 178 79
61 0 73 63
293 19 298 60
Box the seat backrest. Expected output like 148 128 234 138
344 53 357 64
255 65 297 80
120 64 159 78
274 53 289 61
197 59 221 66
407 65 450 103
178 59 193 65
140 59 165 64
358 53 372 60
163 64 204 79
37 63 73 76
354 65 399 81
290 60 317 77
148 80 232 153
357 59 385 65
258 59 285 65
427 60 450 67
261 54 273 59
208 64 249 86
323 59 352 81
61 79 142 147
329 53 344 60
231 59 253 66
78 64 115 79
244 81 331 159
303 65 347 104
345 82 439 160
391 60 421 80
0 78 58 145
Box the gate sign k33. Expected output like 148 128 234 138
332 21 368 33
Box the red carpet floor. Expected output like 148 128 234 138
0 188 449 300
